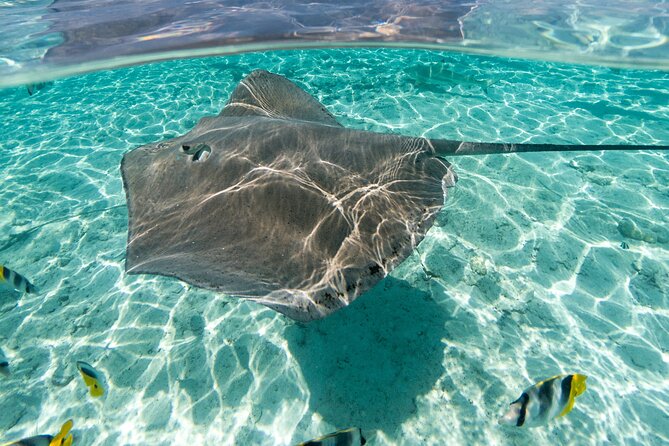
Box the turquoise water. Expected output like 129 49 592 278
3 0 669 87
0 48 668 445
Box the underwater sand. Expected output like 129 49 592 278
0 49 668 445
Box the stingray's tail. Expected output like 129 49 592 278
430 139 669 157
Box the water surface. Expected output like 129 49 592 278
2 0 669 87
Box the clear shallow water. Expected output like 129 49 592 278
1 0 669 87
0 48 668 445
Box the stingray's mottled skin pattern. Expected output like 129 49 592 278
122 70 456 321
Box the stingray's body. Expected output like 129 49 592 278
122 70 667 322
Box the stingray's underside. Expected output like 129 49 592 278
122 70 456 321
122 70 668 322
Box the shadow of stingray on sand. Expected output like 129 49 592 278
284 275 448 436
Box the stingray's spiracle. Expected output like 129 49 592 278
181 143 211 162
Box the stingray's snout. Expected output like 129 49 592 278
181 143 211 162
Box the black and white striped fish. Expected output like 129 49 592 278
0 265 38 294
296 427 366 446
499 374 587 427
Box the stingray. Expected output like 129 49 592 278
122 70 667 322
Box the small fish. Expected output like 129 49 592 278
2 419 73 446
620 241 629 249
49 419 73 446
0 348 9 377
76 361 105 398
499 374 587 427
0 264 38 294
296 427 366 446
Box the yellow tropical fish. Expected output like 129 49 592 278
76 361 105 398
296 427 366 446
1 419 73 446
499 374 587 427
49 419 73 446
0 265 38 294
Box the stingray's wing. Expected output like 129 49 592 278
219 69 343 127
